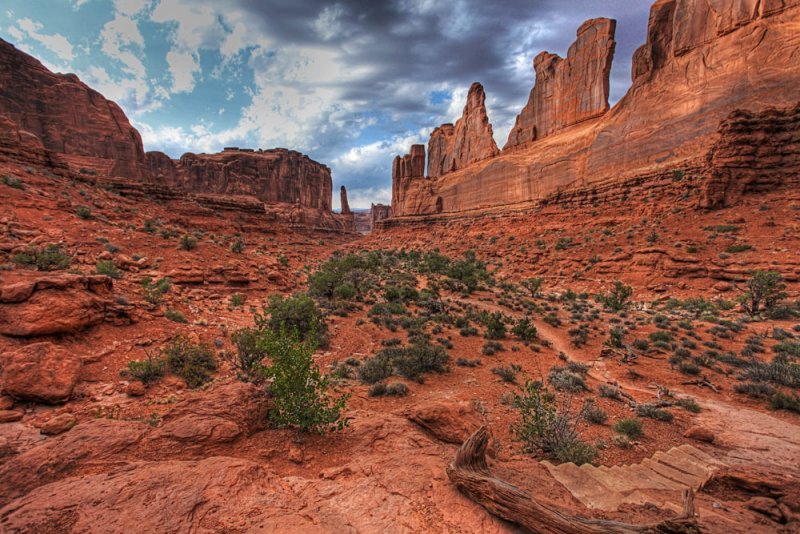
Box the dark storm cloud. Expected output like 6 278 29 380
231 0 653 206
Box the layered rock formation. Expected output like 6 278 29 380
340 186 351 215
700 103 800 209
391 145 426 214
387 0 800 219
370 203 392 227
505 18 616 149
0 39 148 180
427 83 499 178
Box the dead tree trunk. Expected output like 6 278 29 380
446 426 699 534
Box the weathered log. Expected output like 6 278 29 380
446 426 699 534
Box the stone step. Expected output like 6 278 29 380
653 449 709 478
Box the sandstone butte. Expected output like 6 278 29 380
386 0 800 220
0 38 354 233
2 0 800 533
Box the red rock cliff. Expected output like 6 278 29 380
388 0 800 219
505 18 616 150
0 39 148 181
427 83 499 178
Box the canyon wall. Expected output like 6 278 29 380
505 18 616 150
0 38 353 232
0 39 149 181
388 0 800 220
427 83 499 178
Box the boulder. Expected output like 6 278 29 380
407 400 485 444
0 411 23 423
0 342 81 404
684 425 715 443
38 413 76 435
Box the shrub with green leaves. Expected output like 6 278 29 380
583 401 608 425
264 293 328 348
484 312 507 340
511 381 596 465
231 239 245 253
492 364 521 383
122 353 165 384
76 206 92 220
359 341 449 384
598 281 633 311
11 244 71 271
259 329 349 433
141 277 172 305
165 309 188 323
636 403 674 422
614 418 643 439
163 336 217 388
512 317 538 341
522 277 543 297
740 270 786 317
229 293 246 308
179 234 198 251
226 326 268 383
2 175 24 189
96 259 122 279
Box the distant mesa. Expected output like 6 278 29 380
0 38 354 233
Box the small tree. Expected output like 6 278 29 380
484 312 507 340
260 329 349 433
263 293 329 348
599 281 633 311
512 317 538 341
740 270 786 317
522 277 543 297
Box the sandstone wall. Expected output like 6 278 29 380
0 39 149 181
389 0 800 219
505 18 617 149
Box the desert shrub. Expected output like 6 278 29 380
359 341 448 384
163 336 217 388
636 403 674 422
678 361 701 375
2 174 24 189
456 358 481 367
740 270 786 317
179 234 198 251
727 243 754 254
543 313 561 327
676 397 702 413
484 312 507 339
703 224 739 233
742 357 800 388
482 340 503 356
76 206 92 219
769 391 800 414
443 250 490 294
141 277 172 305
606 327 625 349
492 364 521 383
460 326 479 337
568 326 590 347
369 382 409 397
583 401 608 425
122 353 165 384
11 244 71 271
522 277 543 297
381 337 402 347
614 418 644 439
599 384 620 399
260 329 349 433
231 239 245 253
512 317 538 341
227 326 267 382
96 259 122 279
511 381 596 465
548 365 589 392
265 293 328 348
229 293 246 308
649 330 673 343
734 382 776 398
165 309 188 323
599 281 633 311
632 339 649 351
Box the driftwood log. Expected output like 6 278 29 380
446 426 700 533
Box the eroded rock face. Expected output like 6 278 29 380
428 83 499 178
505 18 616 149
700 103 800 209
388 1 800 219
391 145 426 214
0 343 81 404
340 186 351 215
0 39 148 180
0 274 114 336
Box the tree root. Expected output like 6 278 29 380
446 426 700 533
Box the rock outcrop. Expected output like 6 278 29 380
427 83 499 178
0 343 82 404
387 0 800 219
340 186 351 215
0 39 149 180
700 103 800 209
505 18 617 149
370 203 392 227
391 145 426 215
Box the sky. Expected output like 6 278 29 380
1 0 652 209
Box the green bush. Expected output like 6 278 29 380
512 317 538 341
230 293 246 307
260 329 349 433
163 336 217 388
511 381 596 465
583 401 608 425
231 239 245 253
492 364 521 384
76 206 92 219
368 382 409 397
2 175 24 189
264 293 329 348
179 234 198 251
636 403 674 422
359 341 449 384
165 309 188 323
769 391 800 414
522 277 543 297
141 277 172 305
122 353 165 384
740 270 786 317
484 312 507 340
599 281 633 311
726 243 754 254
227 326 268 383
96 260 122 279
548 365 589 392
11 244 71 271
614 418 643 439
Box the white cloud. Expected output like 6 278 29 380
165 48 200 93
72 0 91 9
113 0 151 16
100 14 146 78
15 18 75 61
313 4 345 41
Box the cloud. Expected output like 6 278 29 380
15 18 75 61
